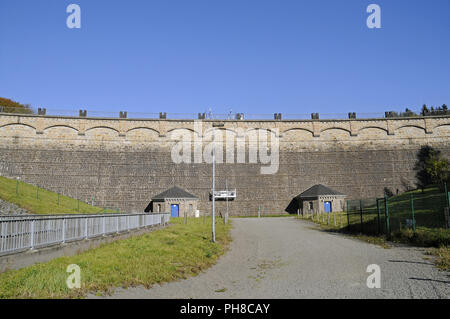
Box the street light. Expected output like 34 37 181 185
212 122 224 243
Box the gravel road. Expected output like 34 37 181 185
95 217 449 299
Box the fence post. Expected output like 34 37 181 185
57 193 60 206
36 186 39 200
102 216 106 236
16 179 19 196
445 183 448 205
30 220 35 250
376 199 381 234
62 218 66 243
384 196 390 235
84 217 88 239
445 183 450 209
117 216 119 233
410 194 416 233
448 191 450 211
359 200 363 233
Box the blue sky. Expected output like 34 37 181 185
0 0 449 116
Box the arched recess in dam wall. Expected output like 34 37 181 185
0 114 449 215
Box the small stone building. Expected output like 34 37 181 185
148 186 199 217
295 184 346 214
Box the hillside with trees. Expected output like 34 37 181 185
0 97 34 114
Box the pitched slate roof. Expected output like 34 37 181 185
152 186 198 200
296 184 344 199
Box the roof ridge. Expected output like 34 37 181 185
296 184 344 198
152 186 198 200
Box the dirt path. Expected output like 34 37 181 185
93 217 449 299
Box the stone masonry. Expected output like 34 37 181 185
0 113 449 216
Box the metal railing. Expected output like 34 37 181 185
1 106 447 121
0 213 170 255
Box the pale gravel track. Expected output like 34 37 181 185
91 217 449 299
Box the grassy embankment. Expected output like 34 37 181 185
296 187 450 269
0 217 231 298
0 176 117 214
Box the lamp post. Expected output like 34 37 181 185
212 122 224 243
225 178 229 224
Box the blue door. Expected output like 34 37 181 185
171 204 179 217
324 201 332 213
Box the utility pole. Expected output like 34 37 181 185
225 178 229 224
211 122 224 243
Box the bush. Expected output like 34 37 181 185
383 187 394 197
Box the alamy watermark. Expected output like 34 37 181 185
66 4 81 29
66 264 81 289
170 121 279 175
367 4 381 29
366 264 381 288
65 4 381 30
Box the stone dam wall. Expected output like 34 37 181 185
0 113 449 216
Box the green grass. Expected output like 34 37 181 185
389 227 450 247
426 247 450 271
0 176 117 215
0 217 231 299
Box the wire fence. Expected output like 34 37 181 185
299 187 450 243
1 105 447 120
0 213 170 255
345 190 450 236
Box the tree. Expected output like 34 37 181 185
402 108 416 117
0 97 34 114
414 145 449 190
414 146 436 189
421 104 429 116
426 154 449 186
